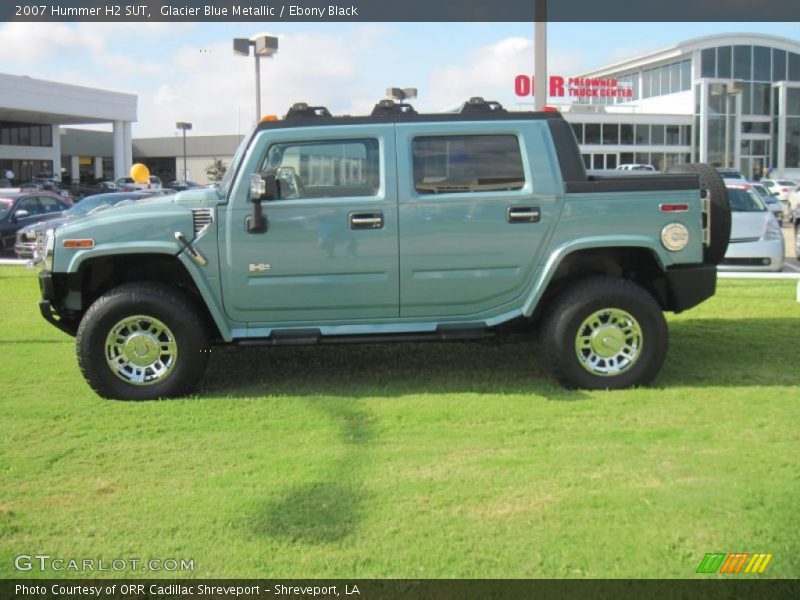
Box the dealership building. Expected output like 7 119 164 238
2 32 800 184
0 73 136 183
551 32 800 178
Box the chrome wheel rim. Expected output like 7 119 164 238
574 308 642 377
105 315 178 385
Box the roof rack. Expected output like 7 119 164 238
284 102 333 120
371 99 418 117
460 97 506 114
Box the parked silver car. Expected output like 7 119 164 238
719 184 785 272
15 191 166 258
749 182 784 225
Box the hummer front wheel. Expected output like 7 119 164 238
76 283 210 400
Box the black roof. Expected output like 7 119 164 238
256 98 565 131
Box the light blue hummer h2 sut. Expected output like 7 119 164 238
36 98 731 400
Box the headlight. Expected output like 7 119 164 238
763 218 783 241
661 223 690 252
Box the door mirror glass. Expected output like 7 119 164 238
250 173 279 201
14 209 30 220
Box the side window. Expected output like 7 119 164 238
412 134 525 194
39 196 63 213
258 138 380 199
16 196 42 216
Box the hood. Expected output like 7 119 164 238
730 211 770 241
172 186 221 205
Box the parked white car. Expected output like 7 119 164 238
717 168 747 181
616 164 655 171
719 183 785 272
787 185 800 224
114 175 163 191
760 178 797 201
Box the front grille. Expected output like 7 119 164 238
729 237 760 243
192 208 213 235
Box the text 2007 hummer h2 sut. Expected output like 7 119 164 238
36 98 731 400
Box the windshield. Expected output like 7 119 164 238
728 188 767 212
777 180 796 186
219 126 256 197
67 193 139 217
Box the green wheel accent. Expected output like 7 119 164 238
105 315 178 386
574 308 643 377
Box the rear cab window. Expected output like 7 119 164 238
412 134 525 194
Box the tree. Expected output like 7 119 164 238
205 158 227 182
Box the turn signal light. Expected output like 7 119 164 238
63 239 95 248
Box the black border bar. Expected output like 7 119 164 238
3 579 800 600
3 1 800 22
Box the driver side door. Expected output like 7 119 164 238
219 124 399 327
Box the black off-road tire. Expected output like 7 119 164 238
540 277 668 390
76 282 210 400
667 163 731 265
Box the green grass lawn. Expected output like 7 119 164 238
1 266 798 579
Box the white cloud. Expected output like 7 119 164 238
132 28 395 137
0 22 90 65
0 23 591 141
424 37 585 111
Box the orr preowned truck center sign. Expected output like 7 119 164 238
514 75 634 99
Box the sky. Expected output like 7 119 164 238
0 21 798 138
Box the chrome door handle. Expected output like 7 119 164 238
349 212 384 229
507 206 541 223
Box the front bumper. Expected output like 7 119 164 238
719 238 785 272
38 271 78 336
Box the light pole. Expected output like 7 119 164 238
386 87 418 103
176 121 192 182
534 0 547 111
234 35 279 122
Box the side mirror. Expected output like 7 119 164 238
14 209 30 220
250 173 279 202
247 174 280 234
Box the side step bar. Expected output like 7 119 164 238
235 327 494 347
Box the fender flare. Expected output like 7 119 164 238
520 236 669 317
66 243 234 341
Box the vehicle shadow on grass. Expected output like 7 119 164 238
250 399 372 544
215 318 797 544
198 317 799 402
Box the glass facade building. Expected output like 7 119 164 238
568 33 800 178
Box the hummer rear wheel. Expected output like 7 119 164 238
77 282 210 400
541 276 668 390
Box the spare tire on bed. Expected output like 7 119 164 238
667 163 731 265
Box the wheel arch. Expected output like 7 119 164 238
523 239 673 319
69 252 232 341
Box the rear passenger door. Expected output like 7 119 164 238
395 121 562 318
